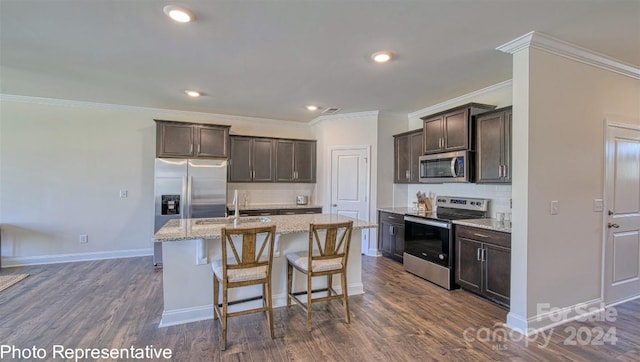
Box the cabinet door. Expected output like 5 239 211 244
423 116 443 154
476 112 504 183
228 137 253 182
503 110 512 183
484 244 511 306
252 138 275 182
275 140 295 182
409 132 423 182
378 220 394 256
393 225 405 261
195 125 228 158
294 141 316 182
394 135 410 183
157 122 194 157
456 237 482 293
443 108 469 151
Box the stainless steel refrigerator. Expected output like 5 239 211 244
153 158 228 267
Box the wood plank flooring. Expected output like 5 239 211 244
1 256 638 361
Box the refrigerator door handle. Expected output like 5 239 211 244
181 175 188 219
187 175 193 219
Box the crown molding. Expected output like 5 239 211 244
309 110 380 126
408 80 512 120
497 31 640 80
0 94 307 127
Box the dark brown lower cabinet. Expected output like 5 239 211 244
378 211 404 262
456 225 510 308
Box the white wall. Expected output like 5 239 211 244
310 111 379 254
377 111 409 208
508 47 640 330
0 97 310 265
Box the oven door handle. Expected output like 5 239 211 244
404 216 451 229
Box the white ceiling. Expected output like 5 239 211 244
1 0 638 122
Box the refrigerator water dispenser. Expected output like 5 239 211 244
161 195 181 215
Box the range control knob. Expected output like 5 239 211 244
438 254 446 260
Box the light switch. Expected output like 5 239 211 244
550 200 559 215
593 199 604 212
119 190 128 198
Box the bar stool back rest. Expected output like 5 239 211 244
213 225 276 350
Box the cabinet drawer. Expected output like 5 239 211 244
456 225 510 248
379 211 404 225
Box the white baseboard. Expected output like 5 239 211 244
365 248 379 257
1 248 153 267
159 282 365 328
507 298 604 336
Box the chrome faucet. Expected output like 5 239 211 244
230 189 239 220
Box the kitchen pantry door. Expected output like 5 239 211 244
603 122 640 305
330 146 370 254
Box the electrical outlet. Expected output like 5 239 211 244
550 200 559 215
79 234 88 244
119 190 128 198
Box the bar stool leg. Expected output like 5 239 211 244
287 263 293 306
341 271 350 324
306 273 313 332
213 277 219 320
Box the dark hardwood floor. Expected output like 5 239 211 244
1 256 638 361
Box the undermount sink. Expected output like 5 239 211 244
195 217 271 225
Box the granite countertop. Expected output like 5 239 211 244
379 206 511 233
453 218 512 233
377 207 415 215
227 203 323 211
154 213 377 241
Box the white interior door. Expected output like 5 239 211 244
330 147 370 254
603 122 640 305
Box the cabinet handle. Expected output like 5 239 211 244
189 144 193 153
198 144 201 154
503 164 508 178
405 170 410 179
498 165 503 178
483 248 487 262
473 233 489 238
477 248 482 261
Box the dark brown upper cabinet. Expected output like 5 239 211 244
421 103 495 154
476 107 512 184
393 129 423 183
228 136 275 182
155 120 230 159
275 139 316 183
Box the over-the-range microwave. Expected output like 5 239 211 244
419 150 473 183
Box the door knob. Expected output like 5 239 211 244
608 223 619 229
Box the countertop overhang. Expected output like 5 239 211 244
154 213 377 242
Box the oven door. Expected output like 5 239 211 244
404 216 453 267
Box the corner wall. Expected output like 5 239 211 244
508 47 640 331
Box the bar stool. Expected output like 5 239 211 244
286 221 353 331
212 225 276 350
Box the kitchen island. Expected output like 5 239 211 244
154 213 376 327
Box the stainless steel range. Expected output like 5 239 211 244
403 196 489 289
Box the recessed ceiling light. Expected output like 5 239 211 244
185 90 201 97
164 5 194 23
371 51 393 63
306 105 319 111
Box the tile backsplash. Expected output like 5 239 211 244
227 183 316 206
404 183 512 219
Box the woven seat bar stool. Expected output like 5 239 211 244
212 225 276 350
286 221 353 331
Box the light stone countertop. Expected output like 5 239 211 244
154 213 377 242
453 218 512 233
377 206 415 215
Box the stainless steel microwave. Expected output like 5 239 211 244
419 150 473 183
